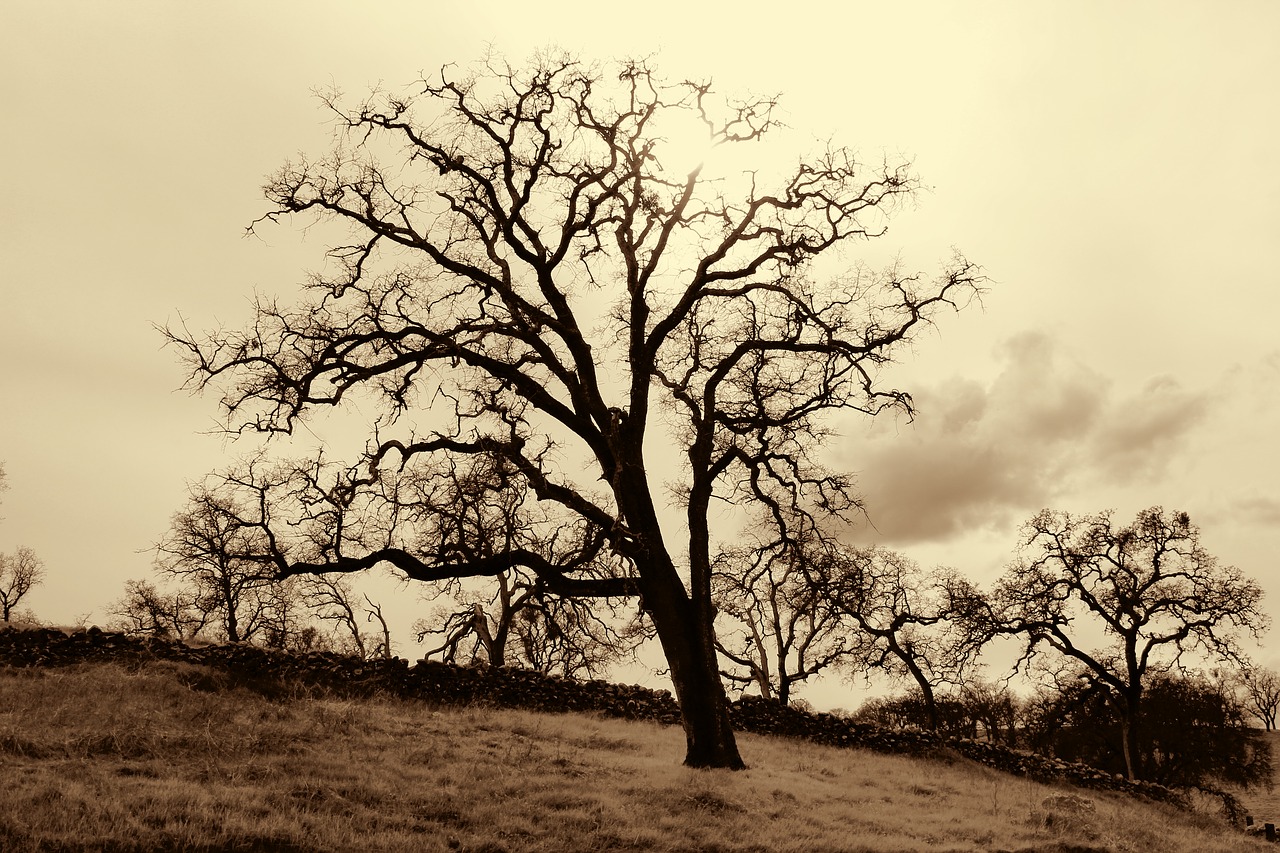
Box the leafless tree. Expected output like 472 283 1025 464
109 578 210 640
153 485 278 643
990 506 1268 781
365 597 393 659
393 445 642 676
0 466 46 623
712 517 855 705
415 570 641 678
515 592 642 678
258 577 323 651
1236 664 1280 732
300 574 394 659
825 545 987 730
0 546 45 622
163 52 981 768
957 679 1021 744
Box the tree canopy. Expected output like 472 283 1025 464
991 506 1267 780
712 519 856 706
166 52 982 768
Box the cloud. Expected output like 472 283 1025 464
1089 375 1211 480
1230 496 1280 527
837 332 1212 545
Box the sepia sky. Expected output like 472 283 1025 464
2 2 1278 700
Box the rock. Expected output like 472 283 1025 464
1043 793 1095 814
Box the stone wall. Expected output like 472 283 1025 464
0 625 1221 815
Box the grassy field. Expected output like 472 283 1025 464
1236 731 1280 829
0 661 1266 852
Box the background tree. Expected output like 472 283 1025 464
1236 664 1280 732
0 546 43 624
416 598 503 667
402 450 642 676
153 484 278 643
109 578 210 640
513 593 641 678
851 691 976 738
712 515 856 705
853 681 1020 743
991 506 1268 781
1023 671 1271 789
825 545 987 730
0 546 45 623
0 464 46 624
956 679 1021 745
257 577 323 652
300 574 393 659
165 52 981 768
417 581 640 678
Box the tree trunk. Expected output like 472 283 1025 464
1119 714 1137 780
640 553 745 769
894 639 939 731
225 607 241 643
917 677 939 731
617 423 744 769
749 620 774 702
474 603 502 666
1119 689 1142 780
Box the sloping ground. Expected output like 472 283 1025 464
1236 732 1280 829
0 661 1262 853
0 626 1213 812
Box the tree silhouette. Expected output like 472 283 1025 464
712 511 856 706
1023 671 1271 789
827 545 987 730
153 485 278 643
0 546 44 623
299 574 393 659
0 465 46 624
109 578 210 640
992 506 1267 780
1236 664 1280 732
414 564 644 678
165 52 981 767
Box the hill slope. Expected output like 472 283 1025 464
0 660 1260 852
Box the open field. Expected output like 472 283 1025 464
0 661 1265 852
1236 732 1280 829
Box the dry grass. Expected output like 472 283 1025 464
1233 731 1280 828
0 661 1262 852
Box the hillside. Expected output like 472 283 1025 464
1240 732 1280 831
0 655 1265 852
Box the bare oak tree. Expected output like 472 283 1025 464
165 53 980 767
0 546 45 622
415 572 642 678
154 485 277 643
109 578 210 640
712 522 855 705
991 506 1268 780
403 441 641 676
0 465 46 624
827 545 987 730
299 574 393 659
1236 664 1280 732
